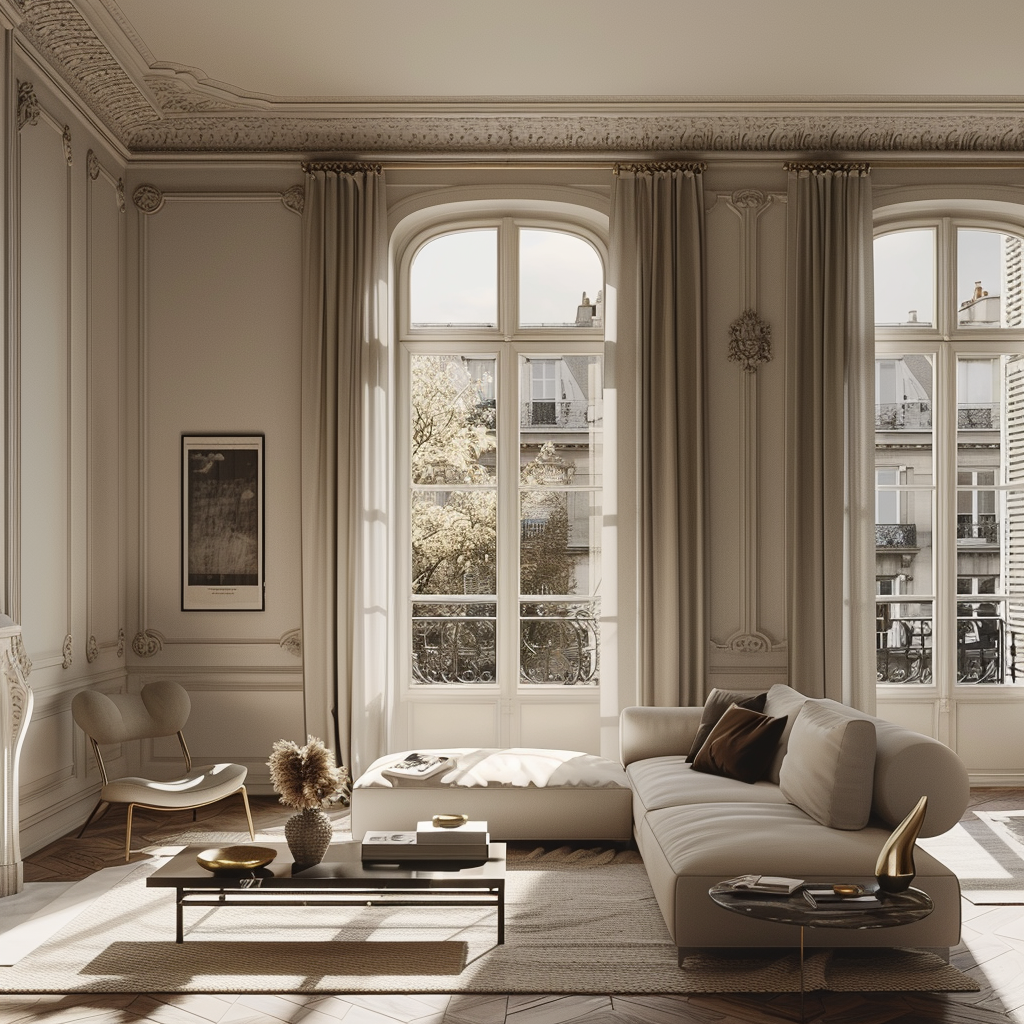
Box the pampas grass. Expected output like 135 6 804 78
267 735 351 810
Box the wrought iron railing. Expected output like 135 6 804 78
411 600 599 686
876 613 1017 684
956 519 999 544
876 523 918 548
875 402 931 430
520 400 596 430
958 403 1001 430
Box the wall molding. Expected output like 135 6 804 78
710 190 787 655
85 149 126 668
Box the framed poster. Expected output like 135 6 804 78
181 434 264 611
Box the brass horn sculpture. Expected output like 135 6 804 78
875 795 928 893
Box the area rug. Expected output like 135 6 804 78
0 839 978 995
920 810 1024 904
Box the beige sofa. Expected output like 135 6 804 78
621 684 970 955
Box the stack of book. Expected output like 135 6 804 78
361 820 490 863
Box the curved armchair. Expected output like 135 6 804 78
72 681 254 861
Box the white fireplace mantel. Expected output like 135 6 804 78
0 617 32 897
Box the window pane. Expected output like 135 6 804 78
520 489 600 597
957 229 1023 328
874 229 935 327
411 602 497 685
875 356 933 466
410 229 497 327
519 229 603 328
520 600 599 686
411 491 497 596
411 354 496 484
956 598 1015 684
877 599 932 684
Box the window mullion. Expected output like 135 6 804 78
497 344 520 698
935 345 959 699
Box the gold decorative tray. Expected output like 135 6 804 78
196 845 278 872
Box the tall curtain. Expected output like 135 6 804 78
786 162 875 712
610 163 707 707
300 163 389 776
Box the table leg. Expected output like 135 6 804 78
497 884 505 944
176 888 183 944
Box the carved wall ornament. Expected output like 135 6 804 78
281 185 305 215
730 188 769 210
86 635 98 663
728 309 773 373
279 628 302 658
87 148 100 179
116 178 125 213
132 184 164 214
16 80 39 130
61 633 72 669
117 627 125 658
61 124 72 165
131 629 163 658
11 635 31 677
1 635 33 897
729 633 771 654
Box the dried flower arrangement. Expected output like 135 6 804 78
267 735 351 810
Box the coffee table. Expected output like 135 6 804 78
709 882 933 1021
147 841 506 944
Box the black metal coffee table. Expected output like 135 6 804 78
147 841 506 944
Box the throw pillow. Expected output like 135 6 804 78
685 688 768 762
779 700 876 830
691 705 788 784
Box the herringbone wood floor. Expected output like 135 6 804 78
2 791 1024 1023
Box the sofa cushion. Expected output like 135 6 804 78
626 755 788 821
779 700 876 830
762 683 812 783
685 688 767 761
691 705 788 784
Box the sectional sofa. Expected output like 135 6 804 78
622 683 970 955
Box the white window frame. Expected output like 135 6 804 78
396 215 606 700
875 211 1024 692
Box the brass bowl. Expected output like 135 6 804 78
432 813 470 829
196 845 278 872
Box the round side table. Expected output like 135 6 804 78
708 883 933 1021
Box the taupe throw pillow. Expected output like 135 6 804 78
685 688 768 762
691 705 788 785
780 701 876 830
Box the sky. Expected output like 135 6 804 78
410 228 603 328
875 228 1004 326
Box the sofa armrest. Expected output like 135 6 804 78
619 706 703 766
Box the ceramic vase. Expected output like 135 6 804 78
285 807 333 865
874 795 928 893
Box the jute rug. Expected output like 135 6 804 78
0 834 978 995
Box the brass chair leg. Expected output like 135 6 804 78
239 785 255 840
124 804 135 862
76 799 110 839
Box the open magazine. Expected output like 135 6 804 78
712 874 805 895
381 752 455 780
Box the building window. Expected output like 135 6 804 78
401 220 604 687
874 218 1024 686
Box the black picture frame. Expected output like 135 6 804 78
181 434 265 611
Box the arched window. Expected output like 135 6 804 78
398 216 605 706
874 216 1024 688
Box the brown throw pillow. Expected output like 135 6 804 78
691 705 788 784
686 688 768 762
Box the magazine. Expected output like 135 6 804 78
802 884 881 909
714 874 805 895
381 752 455 780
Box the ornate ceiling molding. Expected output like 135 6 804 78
15 0 1024 156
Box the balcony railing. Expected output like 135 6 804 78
876 523 918 548
958 403 1001 430
957 519 999 544
521 400 596 430
876 613 1017 684
875 402 931 431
